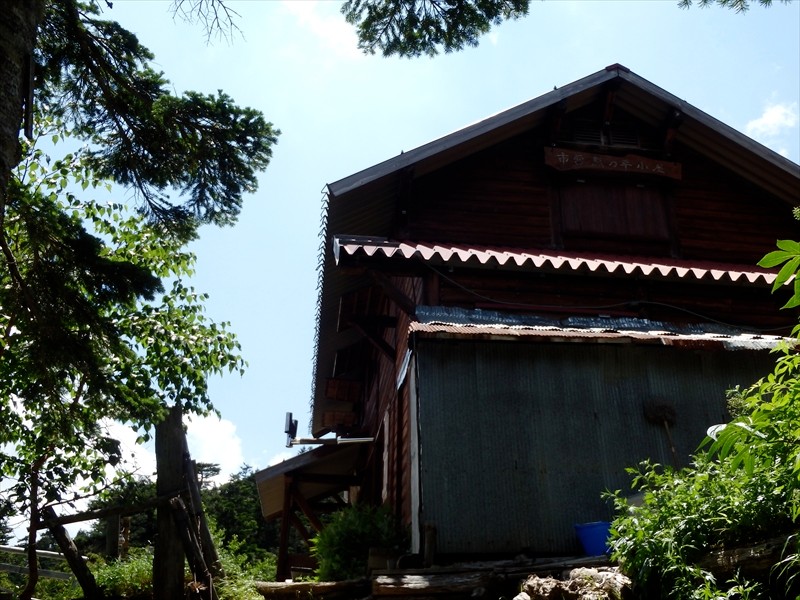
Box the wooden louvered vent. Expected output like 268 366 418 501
560 118 659 151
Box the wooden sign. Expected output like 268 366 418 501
544 147 682 180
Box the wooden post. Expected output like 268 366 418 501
154 404 186 599
169 497 218 600
42 507 101 600
276 475 293 581
184 456 222 576
105 513 120 558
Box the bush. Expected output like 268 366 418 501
609 346 800 599
311 504 406 581
94 548 154 598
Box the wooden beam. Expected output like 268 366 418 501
373 571 491 596
42 507 101 600
292 473 360 486
169 497 218 600
368 270 416 318
255 579 370 600
288 513 312 545
0 563 72 581
696 533 794 577
0 544 87 561
34 495 175 530
350 316 396 361
290 488 325 533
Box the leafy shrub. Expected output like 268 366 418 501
89 520 276 600
311 504 406 581
214 525 277 600
94 548 154 597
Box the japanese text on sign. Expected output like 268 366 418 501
544 147 682 180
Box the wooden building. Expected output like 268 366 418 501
256 64 800 578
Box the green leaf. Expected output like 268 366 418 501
776 239 800 253
758 250 794 268
772 255 800 292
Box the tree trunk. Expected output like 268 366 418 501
19 472 40 600
0 0 45 201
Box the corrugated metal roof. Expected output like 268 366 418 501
334 237 777 286
408 320 783 351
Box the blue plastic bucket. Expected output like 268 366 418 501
574 521 611 555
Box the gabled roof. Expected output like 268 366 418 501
327 64 799 205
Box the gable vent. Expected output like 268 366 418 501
571 120 603 145
608 122 640 147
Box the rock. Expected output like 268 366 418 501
519 567 632 600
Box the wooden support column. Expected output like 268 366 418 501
105 513 120 559
154 404 186 599
276 475 294 582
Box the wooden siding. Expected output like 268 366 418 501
402 134 554 248
392 276 422 526
401 131 797 264
355 276 421 525
674 147 796 263
414 339 775 556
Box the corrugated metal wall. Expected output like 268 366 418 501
415 339 774 556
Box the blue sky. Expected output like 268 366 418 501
100 0 800 480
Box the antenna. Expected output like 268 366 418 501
283 411 374 447
284 412 298 448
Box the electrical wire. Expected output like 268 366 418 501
427 264 794 335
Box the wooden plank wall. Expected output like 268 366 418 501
361 276 422 525
402 132 797 265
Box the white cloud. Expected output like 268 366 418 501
745 102 798 140
107 414 246 486
267 450 295 467
185 414 245 484
104 420 157 480
281 0 362 60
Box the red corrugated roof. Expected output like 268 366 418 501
334 237 776 285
